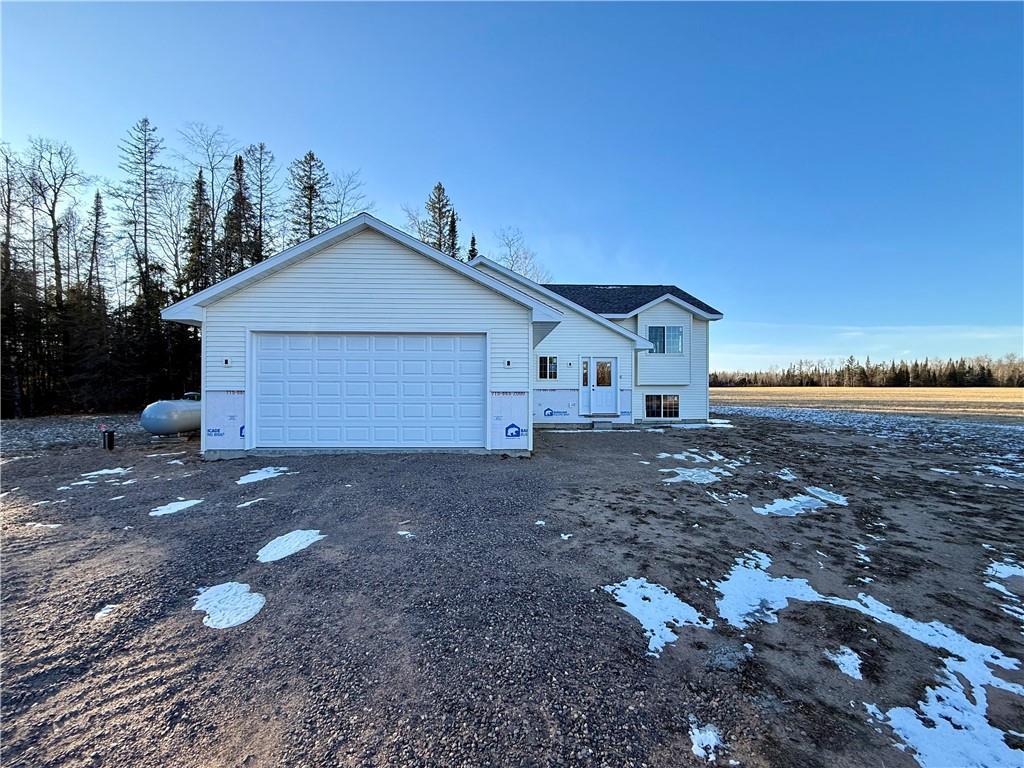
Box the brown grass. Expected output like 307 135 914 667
710 386 1024 423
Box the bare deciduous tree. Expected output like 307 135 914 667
329 169 373 226
179 123 237 278
493 226 551 283
23 137 85 311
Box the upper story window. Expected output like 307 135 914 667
647 326 684 354
539 355 558 379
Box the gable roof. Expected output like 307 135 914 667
542 284 723 320
161 213 563 325
468 256 654 349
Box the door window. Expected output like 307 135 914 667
596 360 612 386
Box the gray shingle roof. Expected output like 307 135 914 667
542 284 722 317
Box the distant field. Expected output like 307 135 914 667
710 386 1024 423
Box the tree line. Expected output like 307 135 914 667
1 120 549 418
710 354 1024 387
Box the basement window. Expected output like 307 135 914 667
538 355 558 380
645 394 680 418
647 326 684 354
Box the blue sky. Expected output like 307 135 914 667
3 2 1021 370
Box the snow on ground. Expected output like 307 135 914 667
235 498 267 509
236 467 290 485
671 419 734 430
149 498 203 517
660 467 733 485
715 550 1024 768
824 646 863 679
94 604 119 621
712 405 1024 457
25 522 61 529
256 530 326 562
603 577 712 656
930 468 959 475
534 520 546 526
657 451 709 463
167 459 185 466
146 451 186 458
804 486 849 506
560 533 573 540
397 530 415 538
976 464 1024 480
688 717 723 762
775 468 798 481
752 494 827 517
985 558 1024 629
192 582 265 629
80 467 132 478
109 495 125 501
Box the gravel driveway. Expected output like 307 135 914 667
1 415 1022 767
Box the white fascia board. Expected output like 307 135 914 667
601 293 724 321
160 213 563 325
469 256 654 349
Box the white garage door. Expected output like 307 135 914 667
253 333 486 448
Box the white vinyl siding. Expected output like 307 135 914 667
636 303 693 386
203 229 531 395
630 316 709 421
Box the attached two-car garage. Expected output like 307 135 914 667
252 333 487 449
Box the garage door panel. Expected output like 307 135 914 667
254 333 487 448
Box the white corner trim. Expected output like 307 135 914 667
470 256 655 349
161 213 563 325
601 293 724 321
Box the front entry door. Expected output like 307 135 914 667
588 357 617 414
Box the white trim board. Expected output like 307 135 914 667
468 256 655 349
600 293 723 321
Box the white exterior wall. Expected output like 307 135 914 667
476 264 636 423
201 229 532 449
614 306 710 421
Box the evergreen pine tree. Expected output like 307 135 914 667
467 234 479 261
219 155 255 275
286 151 332 245
244 142 278 264
181 170 213 294
446 209 459 258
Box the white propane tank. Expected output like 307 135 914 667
140 392 201 435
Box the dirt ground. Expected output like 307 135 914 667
1 412 1022 767
711 386 1024 423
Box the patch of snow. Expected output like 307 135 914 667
236 466 290 485
688 717 722 762
657 451 709 463
109 495 125 501
825 646 863 679
671 421 734 430
81 467 132 478
256 529 325 562
535 520 546 526
70 480 96 486
603 577 712 656
560 533 573 540
805 486 848 506
149 498 203 517
192 582 265 629
25 522 61 528
775 468 798 481
715 550 1024 768
752 494 827 517
976 464 1024 480
235 498 267 508
167 459 185 466
94 604 119 620
397 530 415 538
930 468 959 475
660 466 732 485
638 460 651 465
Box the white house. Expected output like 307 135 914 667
161 213 722 457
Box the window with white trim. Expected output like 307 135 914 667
538 355 558 380
647 326 684 354
645 394 680 418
